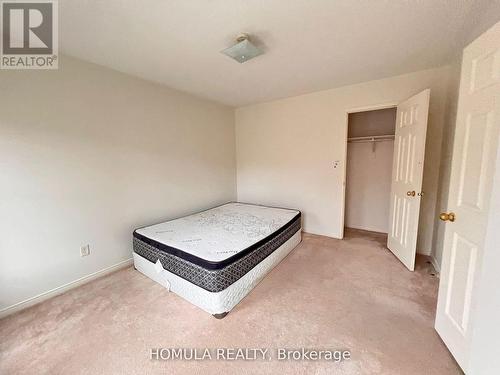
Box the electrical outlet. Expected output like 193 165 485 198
80 245 91 257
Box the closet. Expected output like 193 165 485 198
345 108 396 233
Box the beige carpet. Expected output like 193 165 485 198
0 230 461 374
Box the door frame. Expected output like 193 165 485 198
340 102 398 239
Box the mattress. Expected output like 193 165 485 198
133 231 302 315
133 203 301 293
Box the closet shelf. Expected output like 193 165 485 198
347 134 395 143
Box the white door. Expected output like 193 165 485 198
435 21 500 372
387 89 430 271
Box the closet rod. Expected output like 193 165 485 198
347 134 395 143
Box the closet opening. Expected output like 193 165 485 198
344 107 397 238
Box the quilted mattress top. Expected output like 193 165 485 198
134 202 300 265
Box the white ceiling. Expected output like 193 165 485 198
60 0 499 107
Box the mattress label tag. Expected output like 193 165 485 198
154 259 163 273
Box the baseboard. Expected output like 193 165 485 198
430 255 441 276
417 249 432 256
302 230 342 240
0 258 133 319
345 225 388 235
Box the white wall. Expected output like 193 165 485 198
348 108 396 137
236 66 454 254
345 141 394 233
0 56 236 312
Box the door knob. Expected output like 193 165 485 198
439 212 456 222
406 190 416 196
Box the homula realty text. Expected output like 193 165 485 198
150 348 351 362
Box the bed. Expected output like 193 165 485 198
132 202 301 318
